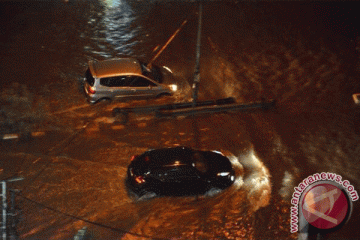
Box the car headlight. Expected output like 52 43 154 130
212 150 224 156
169 84 177 91
217 172 230 177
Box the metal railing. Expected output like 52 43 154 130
1 177 24 240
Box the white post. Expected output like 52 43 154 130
2 181 7 240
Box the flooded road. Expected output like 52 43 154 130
1 0 360 239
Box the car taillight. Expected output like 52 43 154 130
131 155 138 161
135 176 145 184
88 86 96 94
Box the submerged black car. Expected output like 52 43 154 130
126 146 235 196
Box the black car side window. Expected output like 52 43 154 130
177 166 199 178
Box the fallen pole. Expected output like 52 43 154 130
147 19 188 69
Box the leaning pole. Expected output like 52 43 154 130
192 2 203 106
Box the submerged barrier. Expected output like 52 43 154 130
156 99 276 118
112 98 275 124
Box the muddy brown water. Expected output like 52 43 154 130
1 1 360 239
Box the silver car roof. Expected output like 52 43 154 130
88 58 142 78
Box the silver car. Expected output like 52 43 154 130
83 58 177 103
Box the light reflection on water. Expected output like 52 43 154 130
238 148 272 212
83 0 154 59
102 0 138 56
280 171 296 200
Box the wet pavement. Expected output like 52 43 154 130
1 0 360 239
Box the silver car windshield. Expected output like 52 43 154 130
140 62 163 83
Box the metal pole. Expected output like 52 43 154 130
192 2 203 106
2 181 7 240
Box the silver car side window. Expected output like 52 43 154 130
113 76 127 87
100 77 111 87
100 76 127 87
129 76 156 87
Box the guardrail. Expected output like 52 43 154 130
156 99 276 118
1 177 24 240
112 97 236 123
113 97 235 114
112 98 275 124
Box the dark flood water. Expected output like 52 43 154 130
1 0 360 239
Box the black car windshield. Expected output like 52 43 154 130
192 152 209 173
140 62 163 83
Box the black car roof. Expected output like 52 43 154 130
132 147 232 174
145 147 194 168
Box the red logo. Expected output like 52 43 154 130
301 183 349 230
